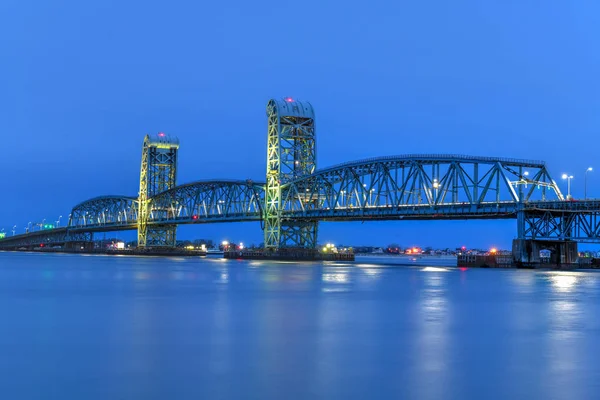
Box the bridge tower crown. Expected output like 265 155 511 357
137 133 180 247
265 98 318 249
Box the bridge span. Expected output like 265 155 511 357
2 98 599 265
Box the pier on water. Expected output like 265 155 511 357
224 248 355 261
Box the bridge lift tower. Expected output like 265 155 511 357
265 98 318 249
138 133 179 247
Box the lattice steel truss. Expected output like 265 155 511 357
0 228 93 249
69 196 138 228
281 155 563 221
13 101 600 250
138 133 179 247
265 98 317 249
149 180 264 223
521 201 600 243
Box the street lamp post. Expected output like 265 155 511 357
585 167 593 200
562 174 574 200
57 215 63 227
12 225 16 236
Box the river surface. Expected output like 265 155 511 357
0 252 599 400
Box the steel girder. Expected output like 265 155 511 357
7 155 587 248
62 181 264 231
148 180 264 224
69 196 139 229
522 200 600 243
0 228 93 249
280 155 563 221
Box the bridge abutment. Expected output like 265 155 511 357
512 239 578 268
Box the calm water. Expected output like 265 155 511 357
1 253 599 400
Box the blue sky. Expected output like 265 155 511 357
2 1 599 249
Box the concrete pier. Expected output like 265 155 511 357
512 239 578 268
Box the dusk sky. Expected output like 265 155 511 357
2 1 599 249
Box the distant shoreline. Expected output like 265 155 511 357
356 254 457 259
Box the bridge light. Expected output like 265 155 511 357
192 215 198 220
285 97 294 102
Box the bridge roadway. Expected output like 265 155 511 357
4 199 600 249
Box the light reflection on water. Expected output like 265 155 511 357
547 271 580 293
0 253 599 399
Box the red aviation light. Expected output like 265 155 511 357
285 97 294 102
158 132 166 137
192 215 198 220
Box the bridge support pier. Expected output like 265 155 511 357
512 239 578 268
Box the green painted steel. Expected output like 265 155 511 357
264 98 318 249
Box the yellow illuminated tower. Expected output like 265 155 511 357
137 133 179 247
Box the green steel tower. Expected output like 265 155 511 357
138 133 179 247
264 98 318 249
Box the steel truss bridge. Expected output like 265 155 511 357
2 98 600 257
